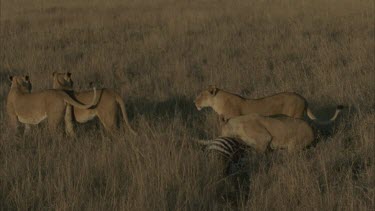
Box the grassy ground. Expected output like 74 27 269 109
0 0 374 210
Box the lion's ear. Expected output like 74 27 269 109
9 76 13 81
52 72 56 77
66 72 72 78
208 85 218 96
25 75 30 81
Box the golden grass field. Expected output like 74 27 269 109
0 0 374 210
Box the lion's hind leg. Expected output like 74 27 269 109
64 105 75 137
240 123 272 153
97 105 119 135
287 103 305 119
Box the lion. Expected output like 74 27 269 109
220 114 317 153
7 75 97 136
52 72 137 135
194 85 343 124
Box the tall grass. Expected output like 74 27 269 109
0 0 374 210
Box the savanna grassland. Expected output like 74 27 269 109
0 0 374 210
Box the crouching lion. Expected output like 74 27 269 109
52 72 137 135
194 85 343 124
7 75 97 136
221 114 317 153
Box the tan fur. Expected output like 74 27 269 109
7 75 97 136
52 72 137 135
221 114 315 153
194 85 343 124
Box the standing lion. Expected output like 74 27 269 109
7 75 97 136
51 72 137 135
194 85 343 124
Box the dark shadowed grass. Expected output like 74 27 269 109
0 0 374 210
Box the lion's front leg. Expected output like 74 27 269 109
7 105 20 134
8 115 20 134
24 124 31 136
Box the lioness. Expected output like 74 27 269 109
52 72 137 135
194 86 343 123
7 75 97 136
221 114 316 153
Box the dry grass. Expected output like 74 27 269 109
0 0 374 210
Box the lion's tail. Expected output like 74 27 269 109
306 105 344 125
64 87 97 109
115 94 137 136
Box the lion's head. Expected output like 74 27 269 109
194 85 219 110
9 75 32 93
52 72 73 90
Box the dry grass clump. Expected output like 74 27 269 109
0 0 374 210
